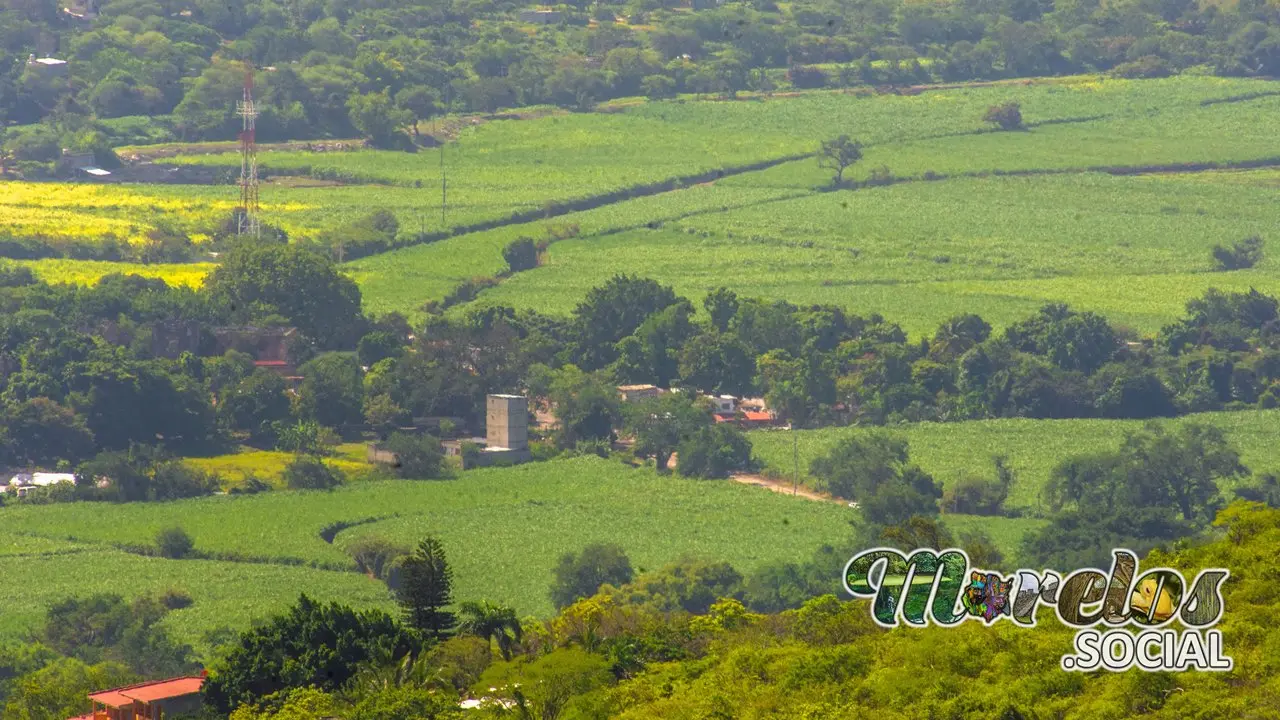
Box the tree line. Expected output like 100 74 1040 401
6 0 1280 161
2 244 1278 490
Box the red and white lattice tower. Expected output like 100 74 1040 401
236 67 261 239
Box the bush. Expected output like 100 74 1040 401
160 588 195 610
347 536 411 580
550 543 634 608
384 432 447 479
676 425 753 479
156 527 195 559
642 74 676 100
787 65 828 89
502 237 539 274
283 455 345 490
1212 235 1264 271
983 101 1023 130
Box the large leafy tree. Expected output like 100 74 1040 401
624 392 711 472
297 353 364 430
550 543 633 609
549 366 623 449
204 244 365 349
203 595 416 713
397 537 457 643
219 368 292 446
809 433 942 522
0 397 94 467
572 275 681 371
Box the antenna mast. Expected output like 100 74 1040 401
236 66 261 240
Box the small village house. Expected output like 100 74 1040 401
618 384 663 403
6 472 75 498
67 674 204 720
27 55 68 77
518 8 562 23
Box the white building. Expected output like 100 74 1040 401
7 472 76 498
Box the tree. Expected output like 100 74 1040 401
502 237 539 274
0 397 95 467
204 244 365 349
550 543 633 609
678 331 756 396
817 135 862 185
2 657 133 720
641 74 676 100
676 424 754 479
395 85 440 136
1212 235 1264 271
156 527 195 559
572 275 681 370
364 394 410 441
624 392 711 471
703 288 740 333
357 331 405 367
397 537 457 642
983 101 1023 130
457 600 523 661
203 595 415 712
219 369 292 446
348 90 412 148
384 432 446 479
549 366 623 448
297 354 364 430
809 433 941 523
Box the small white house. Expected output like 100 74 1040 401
7 472 76 497
702 395 738 414
26 55 68 77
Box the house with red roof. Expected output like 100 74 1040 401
67 674 205 720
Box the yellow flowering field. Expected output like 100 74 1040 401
18 258 214 287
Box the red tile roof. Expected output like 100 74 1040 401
742 411 772 422
253 360 289 367
88 677 204 707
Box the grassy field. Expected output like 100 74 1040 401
471 169 1280 335
0 456 857 653
747 409 1280 512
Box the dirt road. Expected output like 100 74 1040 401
730 473 847 506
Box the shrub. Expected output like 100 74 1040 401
156 527 195 559
384 432 447 479
787 65 828 89
283 456 345 490
1212 235 1264 271
983 101 1023 130
502 237 539 274
347 536 411 580
160 588 195 610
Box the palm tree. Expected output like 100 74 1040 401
457 600 523 661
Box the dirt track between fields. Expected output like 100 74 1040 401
730 473 845 505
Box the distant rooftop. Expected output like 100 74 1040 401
88 676 204 708
32 57 67 66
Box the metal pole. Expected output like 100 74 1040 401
792 426 798 496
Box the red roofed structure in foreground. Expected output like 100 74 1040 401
69 674 205 720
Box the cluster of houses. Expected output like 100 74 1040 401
616 384 779 428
